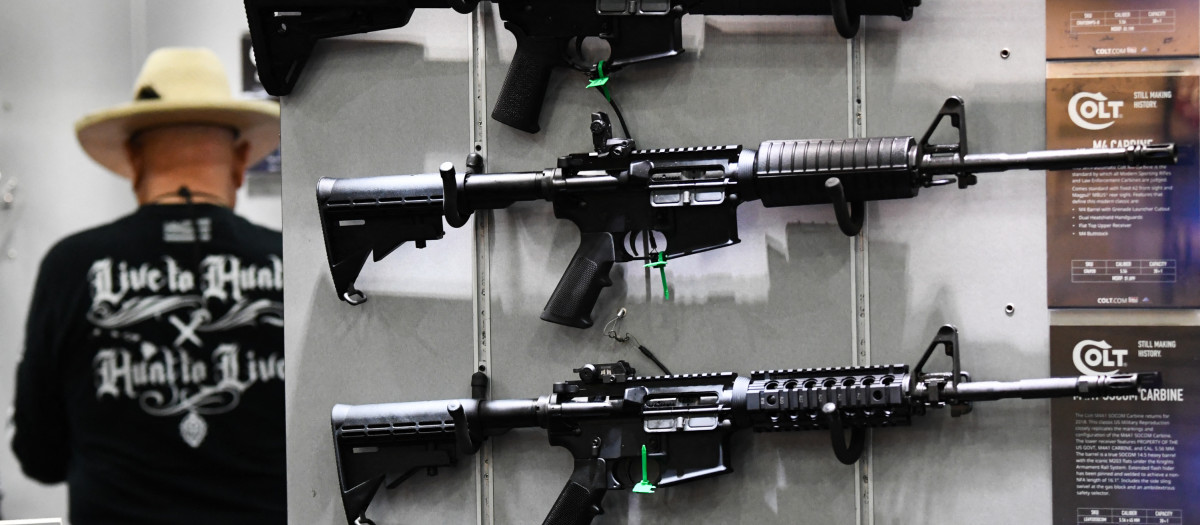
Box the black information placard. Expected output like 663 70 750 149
1051 325 1198 525
1046 62 1199 308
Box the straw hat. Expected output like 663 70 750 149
75 47 280 179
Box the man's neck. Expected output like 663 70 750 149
136 167 236 207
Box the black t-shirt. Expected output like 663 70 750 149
12 204 285 524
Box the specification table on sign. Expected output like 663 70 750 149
1070 10 1175 34
1071 259 1176 283
1077 508 1182 524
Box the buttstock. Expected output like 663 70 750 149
243 0 420 96
316 175 447 304
331 400 472 525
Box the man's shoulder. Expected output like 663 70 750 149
230 214 281 241
41 213 142 266
225 213 282 253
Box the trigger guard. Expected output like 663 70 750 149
623 230 668 259
614 454 661 487
622 232 639 258
568 35 613 69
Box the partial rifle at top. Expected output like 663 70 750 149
316 97 1177 328
244 0 922 132
330 325 1163 524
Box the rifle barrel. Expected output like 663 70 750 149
921 144 1176 175
949 372 1157 401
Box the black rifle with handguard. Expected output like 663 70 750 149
331 325 1162 525
244 0 921 132
315 97 1178 328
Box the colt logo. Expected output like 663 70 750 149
1072 339 1127 376
1068 92 1124 131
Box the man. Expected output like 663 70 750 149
11 48 285 524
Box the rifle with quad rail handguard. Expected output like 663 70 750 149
244 0 922 132
316 97 1177 328
330 325 1162 525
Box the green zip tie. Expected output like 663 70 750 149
643 251 669 300
632 444 656 494
585 60 612 101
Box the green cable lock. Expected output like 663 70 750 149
585 60 612 101
644 252 669 300
632 444 656 494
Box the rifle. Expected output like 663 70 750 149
316 97 1177 328
331 325 1162 525
244 0 922 132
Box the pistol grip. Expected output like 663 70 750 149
492 24 562 133
542 458 608 525
540 232 616 329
